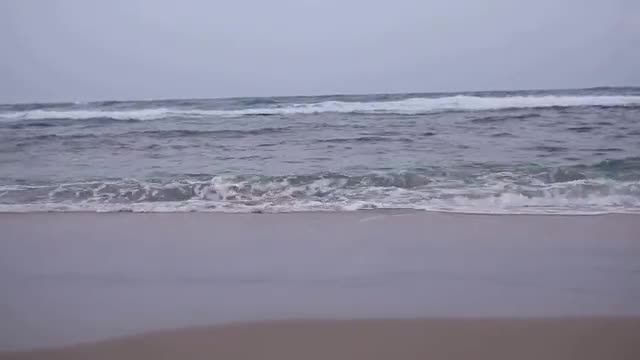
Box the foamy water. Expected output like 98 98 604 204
1 87 639 213
3 94 640 120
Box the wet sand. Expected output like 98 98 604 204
3 319 640 360
1 211 639 355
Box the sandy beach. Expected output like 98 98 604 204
3 318 640 360
3 0 640 358
1 211 640 358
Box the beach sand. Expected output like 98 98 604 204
3 318 640 360
1 211 639 357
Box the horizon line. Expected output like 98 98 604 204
2 85 639 107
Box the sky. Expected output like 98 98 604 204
1 0 639 103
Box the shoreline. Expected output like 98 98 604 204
1 207 640 215
3 318 640 360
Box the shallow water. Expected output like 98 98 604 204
1 87 640 213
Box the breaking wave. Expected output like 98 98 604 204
1 164 639 214
2 95 640 121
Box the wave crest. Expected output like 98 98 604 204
2 95 640 121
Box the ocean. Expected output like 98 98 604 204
1 87 639 214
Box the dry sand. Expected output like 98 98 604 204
3 318 640 360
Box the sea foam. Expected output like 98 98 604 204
2 95 640 121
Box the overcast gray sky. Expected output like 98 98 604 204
1 0 639 103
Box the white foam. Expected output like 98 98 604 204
244 95 640 115
2 95 640 121
0 108 184 121
1 181 638 215
1 173 638 214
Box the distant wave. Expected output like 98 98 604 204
0 108 184 121
2 95 640 121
